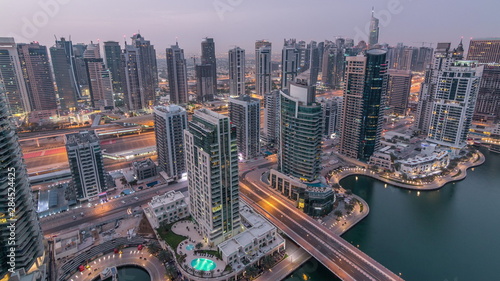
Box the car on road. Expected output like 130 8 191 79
121 200 126 204
134 197 139 201
72 216 76 220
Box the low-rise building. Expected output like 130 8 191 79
132 158 157 181
145 191 189 228
269 169 334 217
369 150 394 171
218 203 285 268
395 143 450 179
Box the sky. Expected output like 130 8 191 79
1 0 498 57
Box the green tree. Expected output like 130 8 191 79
261 255 274 270
245 265 259 279
195 242 203 250
157 249 172 263
334 210 343 217
148 241 161 255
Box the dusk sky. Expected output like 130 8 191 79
2 0 498 57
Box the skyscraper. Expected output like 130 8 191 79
0 90 44 280
415 43 460 134
50 38 80 110
84 43 114 108
386 69 412 116
196 64 215 102
122 34 158 110
229 95 260 159
166 42 188 104
184 109 241 245
0 37 30 115
17 42 57 111
339 49 388 161
154 105 188 180
281 39 300 89
427 61 483 150
66 131 107 201
467 38 500 64
255 40 272 95
263 90 280 147
201 37 217 95
278 74 322 181
103 41 125 94
228 47 246 96
369 8 380 46
321 44 345 89
473 65 500 121
320 98 339 137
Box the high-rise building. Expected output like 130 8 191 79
320 98 339 137
229 95 260 159
415 43 461 134
386 69 412 116
255 40 272 95
0 90 44 280
369 8 380 46
132 34 158 107
321 45 345 89
278 74 322 181
17 42 57 111
263 90 280 147
0 37 30 115
66 130 107 201
103 41 125 94
196 64 215 102
427 61 483 150
339 49 388 161
228 47 246 96
474 65 500 121
166 42 188 104
305 41 320 85
50 38 80 110
414 46 434 72
201 38 217 95
83 43 114 108
122 43 142 110
184 109 241 245
281 39 300 89
467 38 500 63
154 105 187 180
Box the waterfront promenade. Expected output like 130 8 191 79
330 151 485 191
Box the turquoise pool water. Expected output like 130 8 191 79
186 244 194 251
191 258 216 271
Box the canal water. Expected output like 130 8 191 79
285 149 500 281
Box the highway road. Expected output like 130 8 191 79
240 163 403 281
41 181 188 236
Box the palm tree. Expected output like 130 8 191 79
195 242 203 250
148 241 161 255
157 249 173 263
261 255 273 270
334 210 343 218
244 265 259 279
165 264 177 279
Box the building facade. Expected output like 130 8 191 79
0 37 30 115
17 42 57 111
147 191 188 226
386 69 411 116
66 130 107 201
369 8 380 46
184 109 241 245
154 105 188 180
196 64 215 102
103 41 125 95
427 61 483 150
200 37 217 96
473 65 500 121
50 38 80 110
166 42 188 104
467 38 500 64
229 95 260 159
228 47 246 97
255 40 272 95
0 91 44 280
278 77 322 182
281 39 300 90
133 158 158 181
263 90 280 147
339 49 388 161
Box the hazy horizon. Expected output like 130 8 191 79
1 0 497 57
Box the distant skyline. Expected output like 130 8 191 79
1 0 498 57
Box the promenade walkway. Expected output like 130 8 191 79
67 247 166 281
330 151 485 191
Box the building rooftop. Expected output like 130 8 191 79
149 190 185 209
132 158 155 169
65 130 99 147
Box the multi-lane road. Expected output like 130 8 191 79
240 163 404 281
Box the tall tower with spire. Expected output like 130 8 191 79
369 7 380 47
